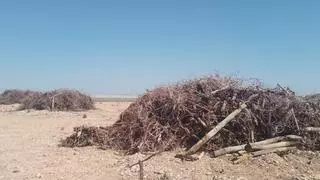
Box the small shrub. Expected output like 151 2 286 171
20 89 94 111
0 89 41 105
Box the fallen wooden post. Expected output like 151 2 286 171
213 135 302 157
251 146 296 157
214 144 246 157
247 141 298 151
250 135 301 146
303 127 320 132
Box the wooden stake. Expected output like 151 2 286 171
138 161 144 180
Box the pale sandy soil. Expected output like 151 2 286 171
1 102 320 180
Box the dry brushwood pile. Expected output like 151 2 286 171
0 89 41 105
305 93 320 104
61 76 320 155
20 89 94 111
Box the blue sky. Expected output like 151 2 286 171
0 0 319 95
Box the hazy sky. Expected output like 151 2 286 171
0 0 319 95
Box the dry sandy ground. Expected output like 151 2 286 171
1 102 320 180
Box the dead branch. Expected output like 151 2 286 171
250 129 255 143
181 103 248 156
197 118 207 128
253 135 302 145
291 109 300 131
211 86 230 95
303 127 320 132
251 146 296 157
128 152 163 180
178 94 259 156
276 83 293 95
246 141 298 151
213 144 246 157
51 93 62 111
213 135 302 157
129 151 162 168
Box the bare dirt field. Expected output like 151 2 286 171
1 102 320 180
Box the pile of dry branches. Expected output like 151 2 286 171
0 89 41 105
19 89 94 111
61 75 320 155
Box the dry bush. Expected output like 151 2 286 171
20 89 94 111
305 93 320 103
0 89 41 105
60 126 108 147
61 75 320 154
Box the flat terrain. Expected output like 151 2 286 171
1 102 320 180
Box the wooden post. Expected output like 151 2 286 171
252 147 296 157
303 127 320 132
248 141 298 151
139 161 144 180
213 135 302 157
